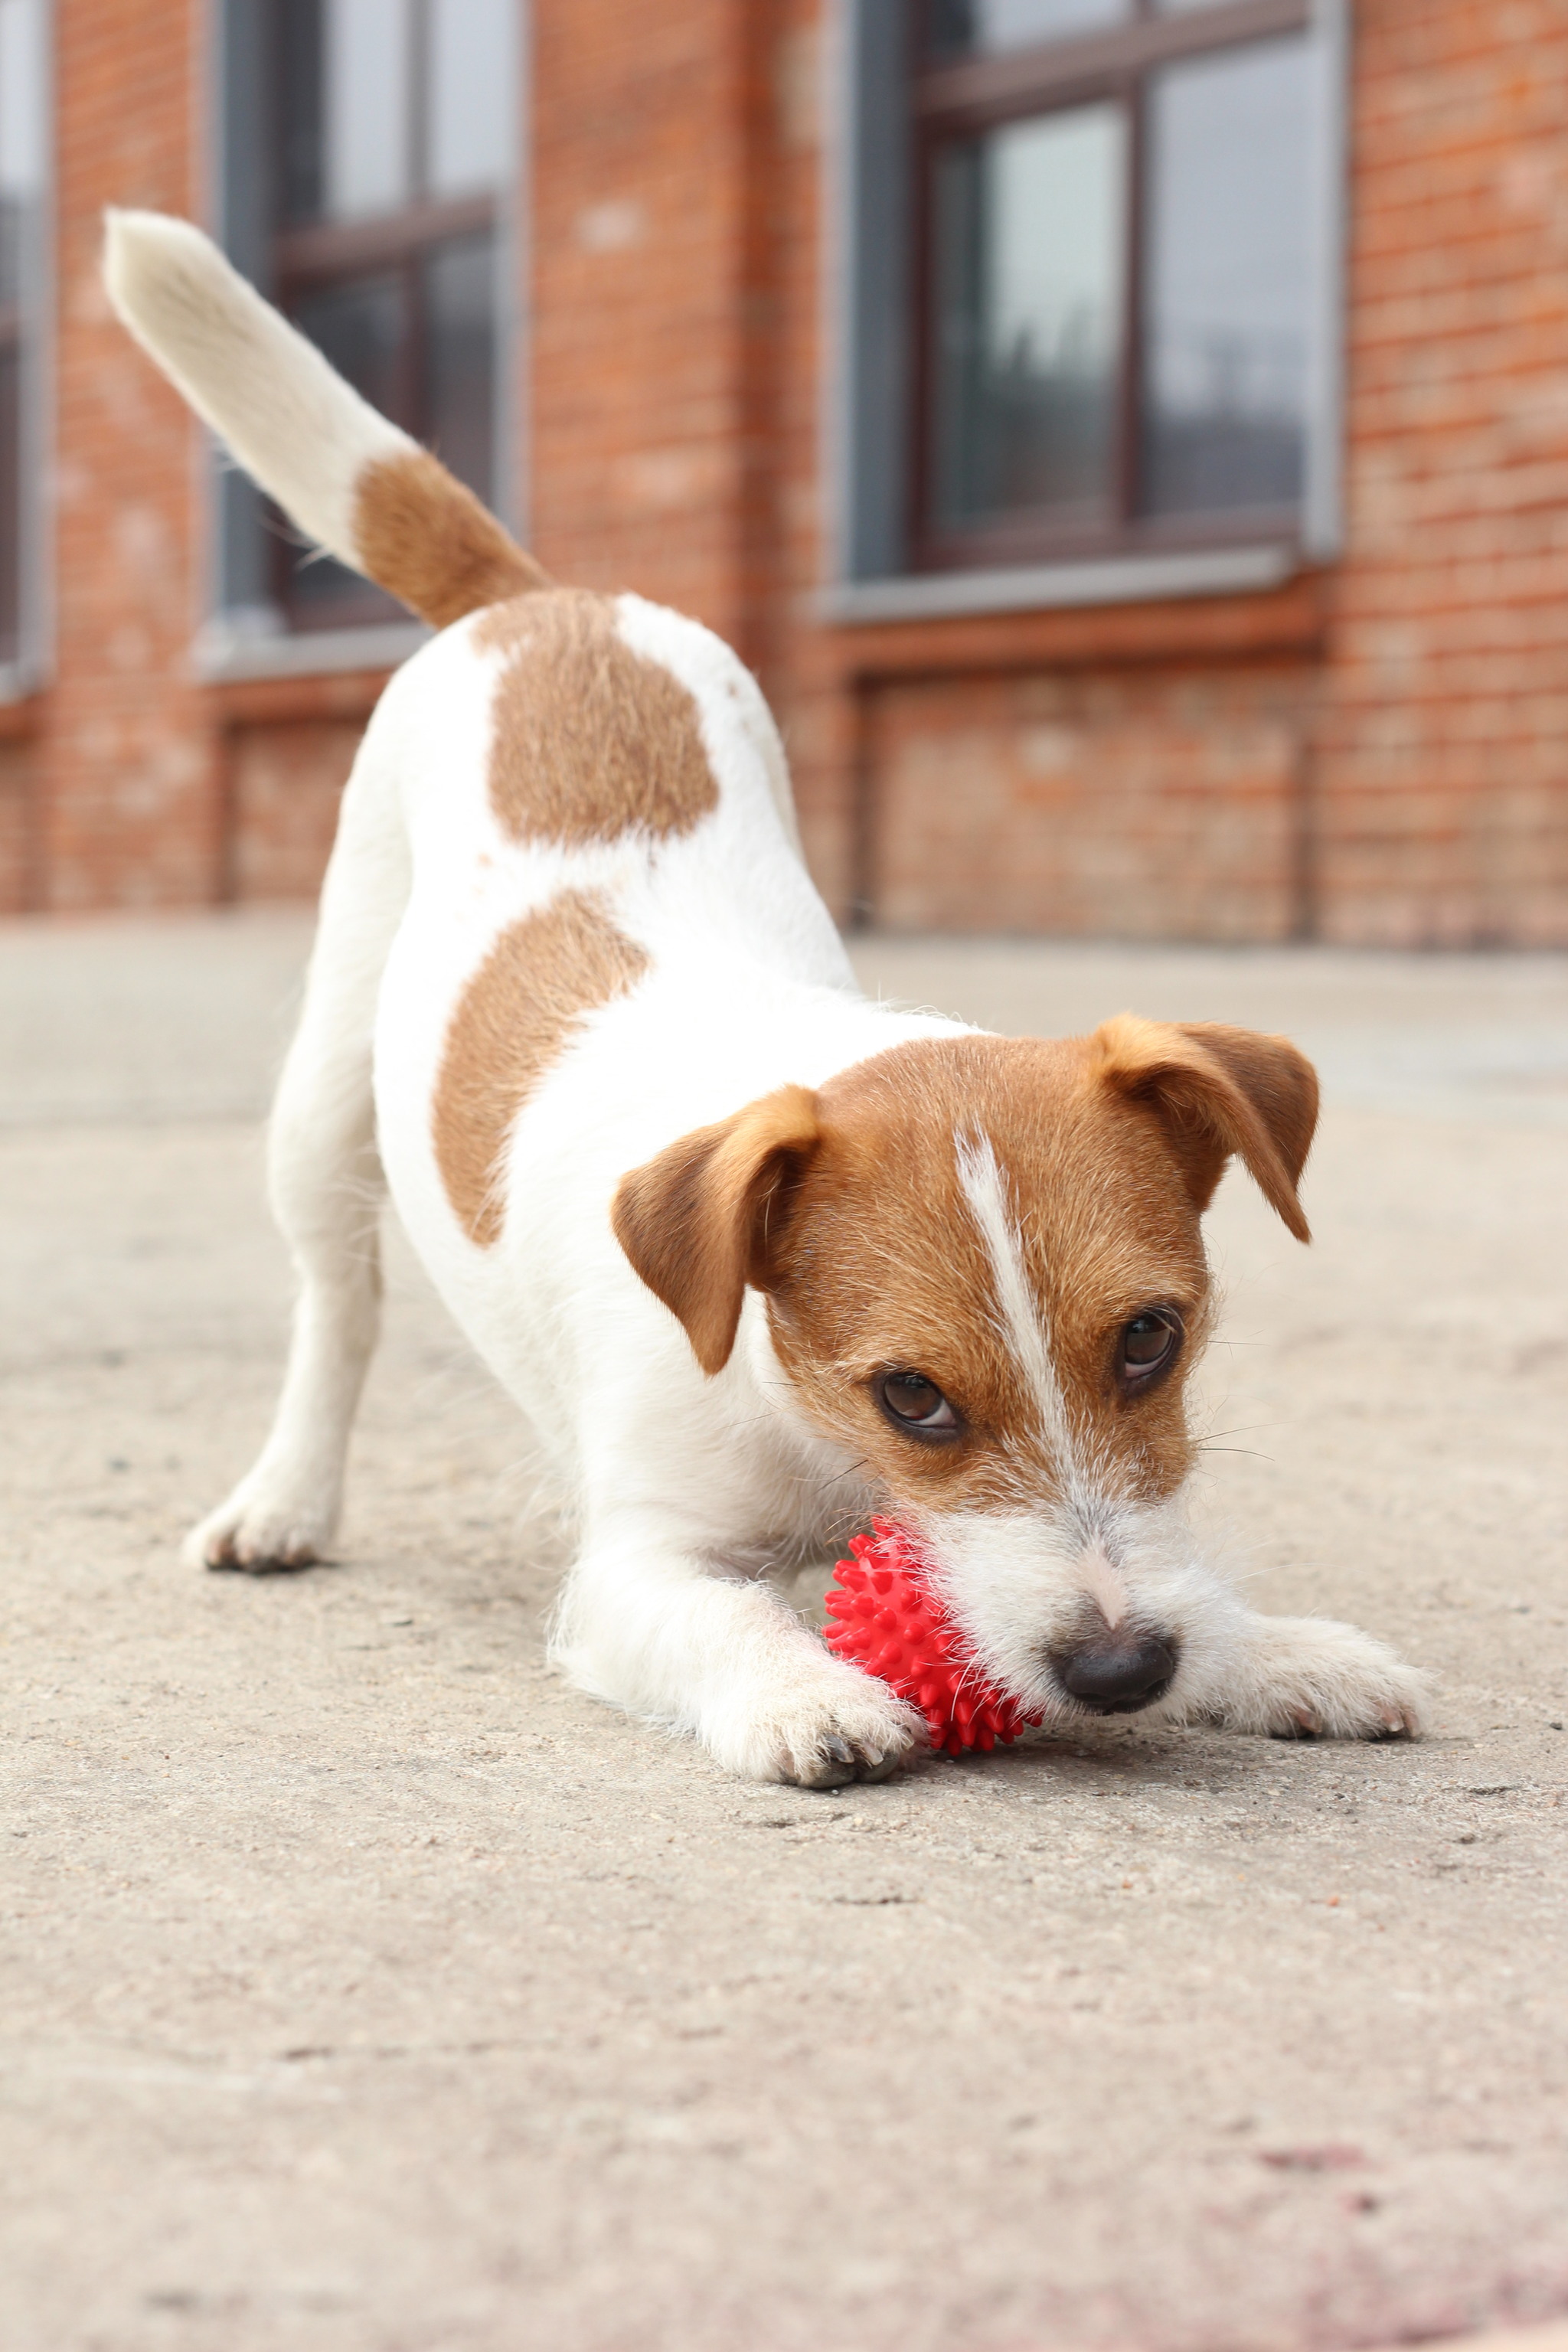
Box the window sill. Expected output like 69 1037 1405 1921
819 542 1300 627
192 617 432 685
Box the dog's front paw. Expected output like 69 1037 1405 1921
184 1473 338 1574
708 1661 923 1788
1227 1615 1430 1742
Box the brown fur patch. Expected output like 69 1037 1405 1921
353 448 549 629
761 1037 1216 1514
433 890 648 1247
472 590 720 848
612 1087 822 1377
613 1019 1316 1516
1089 1016 1318 1239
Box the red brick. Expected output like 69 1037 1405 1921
8 0 1565 943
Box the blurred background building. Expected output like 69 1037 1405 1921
0 0 1563 941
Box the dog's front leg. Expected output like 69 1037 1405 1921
1184 1601 1430 1741
551 1517 921 1786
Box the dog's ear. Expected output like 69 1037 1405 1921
612 1084 822 1375
1090 1016 1318 1241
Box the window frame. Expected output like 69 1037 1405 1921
0 0 51 699
204 0 522 670
830 0 1346 609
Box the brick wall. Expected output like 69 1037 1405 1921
866 664 1313 941
224 720 361 901
0 737 34 912
5 0 1563 942
1314 0 1568 945
40 0 223 910
530 0 782 650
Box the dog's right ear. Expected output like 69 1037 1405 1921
612 1085 822 1376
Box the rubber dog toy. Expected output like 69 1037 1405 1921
823 1517 1043 1756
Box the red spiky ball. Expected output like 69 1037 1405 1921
823 1517 1043 1757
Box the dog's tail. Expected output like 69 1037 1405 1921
103 208 547 629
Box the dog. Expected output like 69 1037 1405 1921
104 211 1428 1788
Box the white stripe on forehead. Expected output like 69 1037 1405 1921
954 1130 1076 1461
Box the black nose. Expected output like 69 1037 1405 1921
1054 1631 1177 1714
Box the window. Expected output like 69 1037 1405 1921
0 0 45 681
216 0 518 641
841 0 1337 589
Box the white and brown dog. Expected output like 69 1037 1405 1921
105 211 1427 1787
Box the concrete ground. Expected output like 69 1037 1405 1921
2 910 1567 2352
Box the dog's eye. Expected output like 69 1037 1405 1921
1119 1311 1181 1385
877 1370 960 1441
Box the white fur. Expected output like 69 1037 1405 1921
956 1130 1076 1464
103 208 410 572
116 215 1428 1783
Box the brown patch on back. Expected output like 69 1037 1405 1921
473 590 719 848
433 890 648 1246
353 447 549 629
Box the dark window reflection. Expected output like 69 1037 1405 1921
932 104 1125 533
279 273 407 626
1 0 42 668
929 0 1128 59
1140 38 1312 518
0 192 18 662
268 0 513 629
279 0 413 227
277 0 327 227
294 271 407 419
427 236 497 501
0 194 21 307
0 340 18 662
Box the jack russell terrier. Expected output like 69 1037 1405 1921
104 211 1428 1787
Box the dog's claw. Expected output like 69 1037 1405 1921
206 1545 319 1575
796 1735 909 1791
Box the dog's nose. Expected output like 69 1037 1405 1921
1054 1630 1177 1714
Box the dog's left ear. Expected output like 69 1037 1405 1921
1090 1016 1319 1240
612 1084 822 1376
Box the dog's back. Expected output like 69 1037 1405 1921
103 209 880 1454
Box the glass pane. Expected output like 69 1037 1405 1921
278 0 414 224
932 104 1125 532
0 0 42 198
929 0 1129 60
426 234 497 504
0 195 17 312
0 0 42 308
0 340 18 662
428 0 515 197
0 0 39 662
292 270 405 414
277 0 325 225
284 274 407 622
325 0 412 219
1141 38 1312 518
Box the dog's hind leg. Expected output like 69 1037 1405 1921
188 727 410 1571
